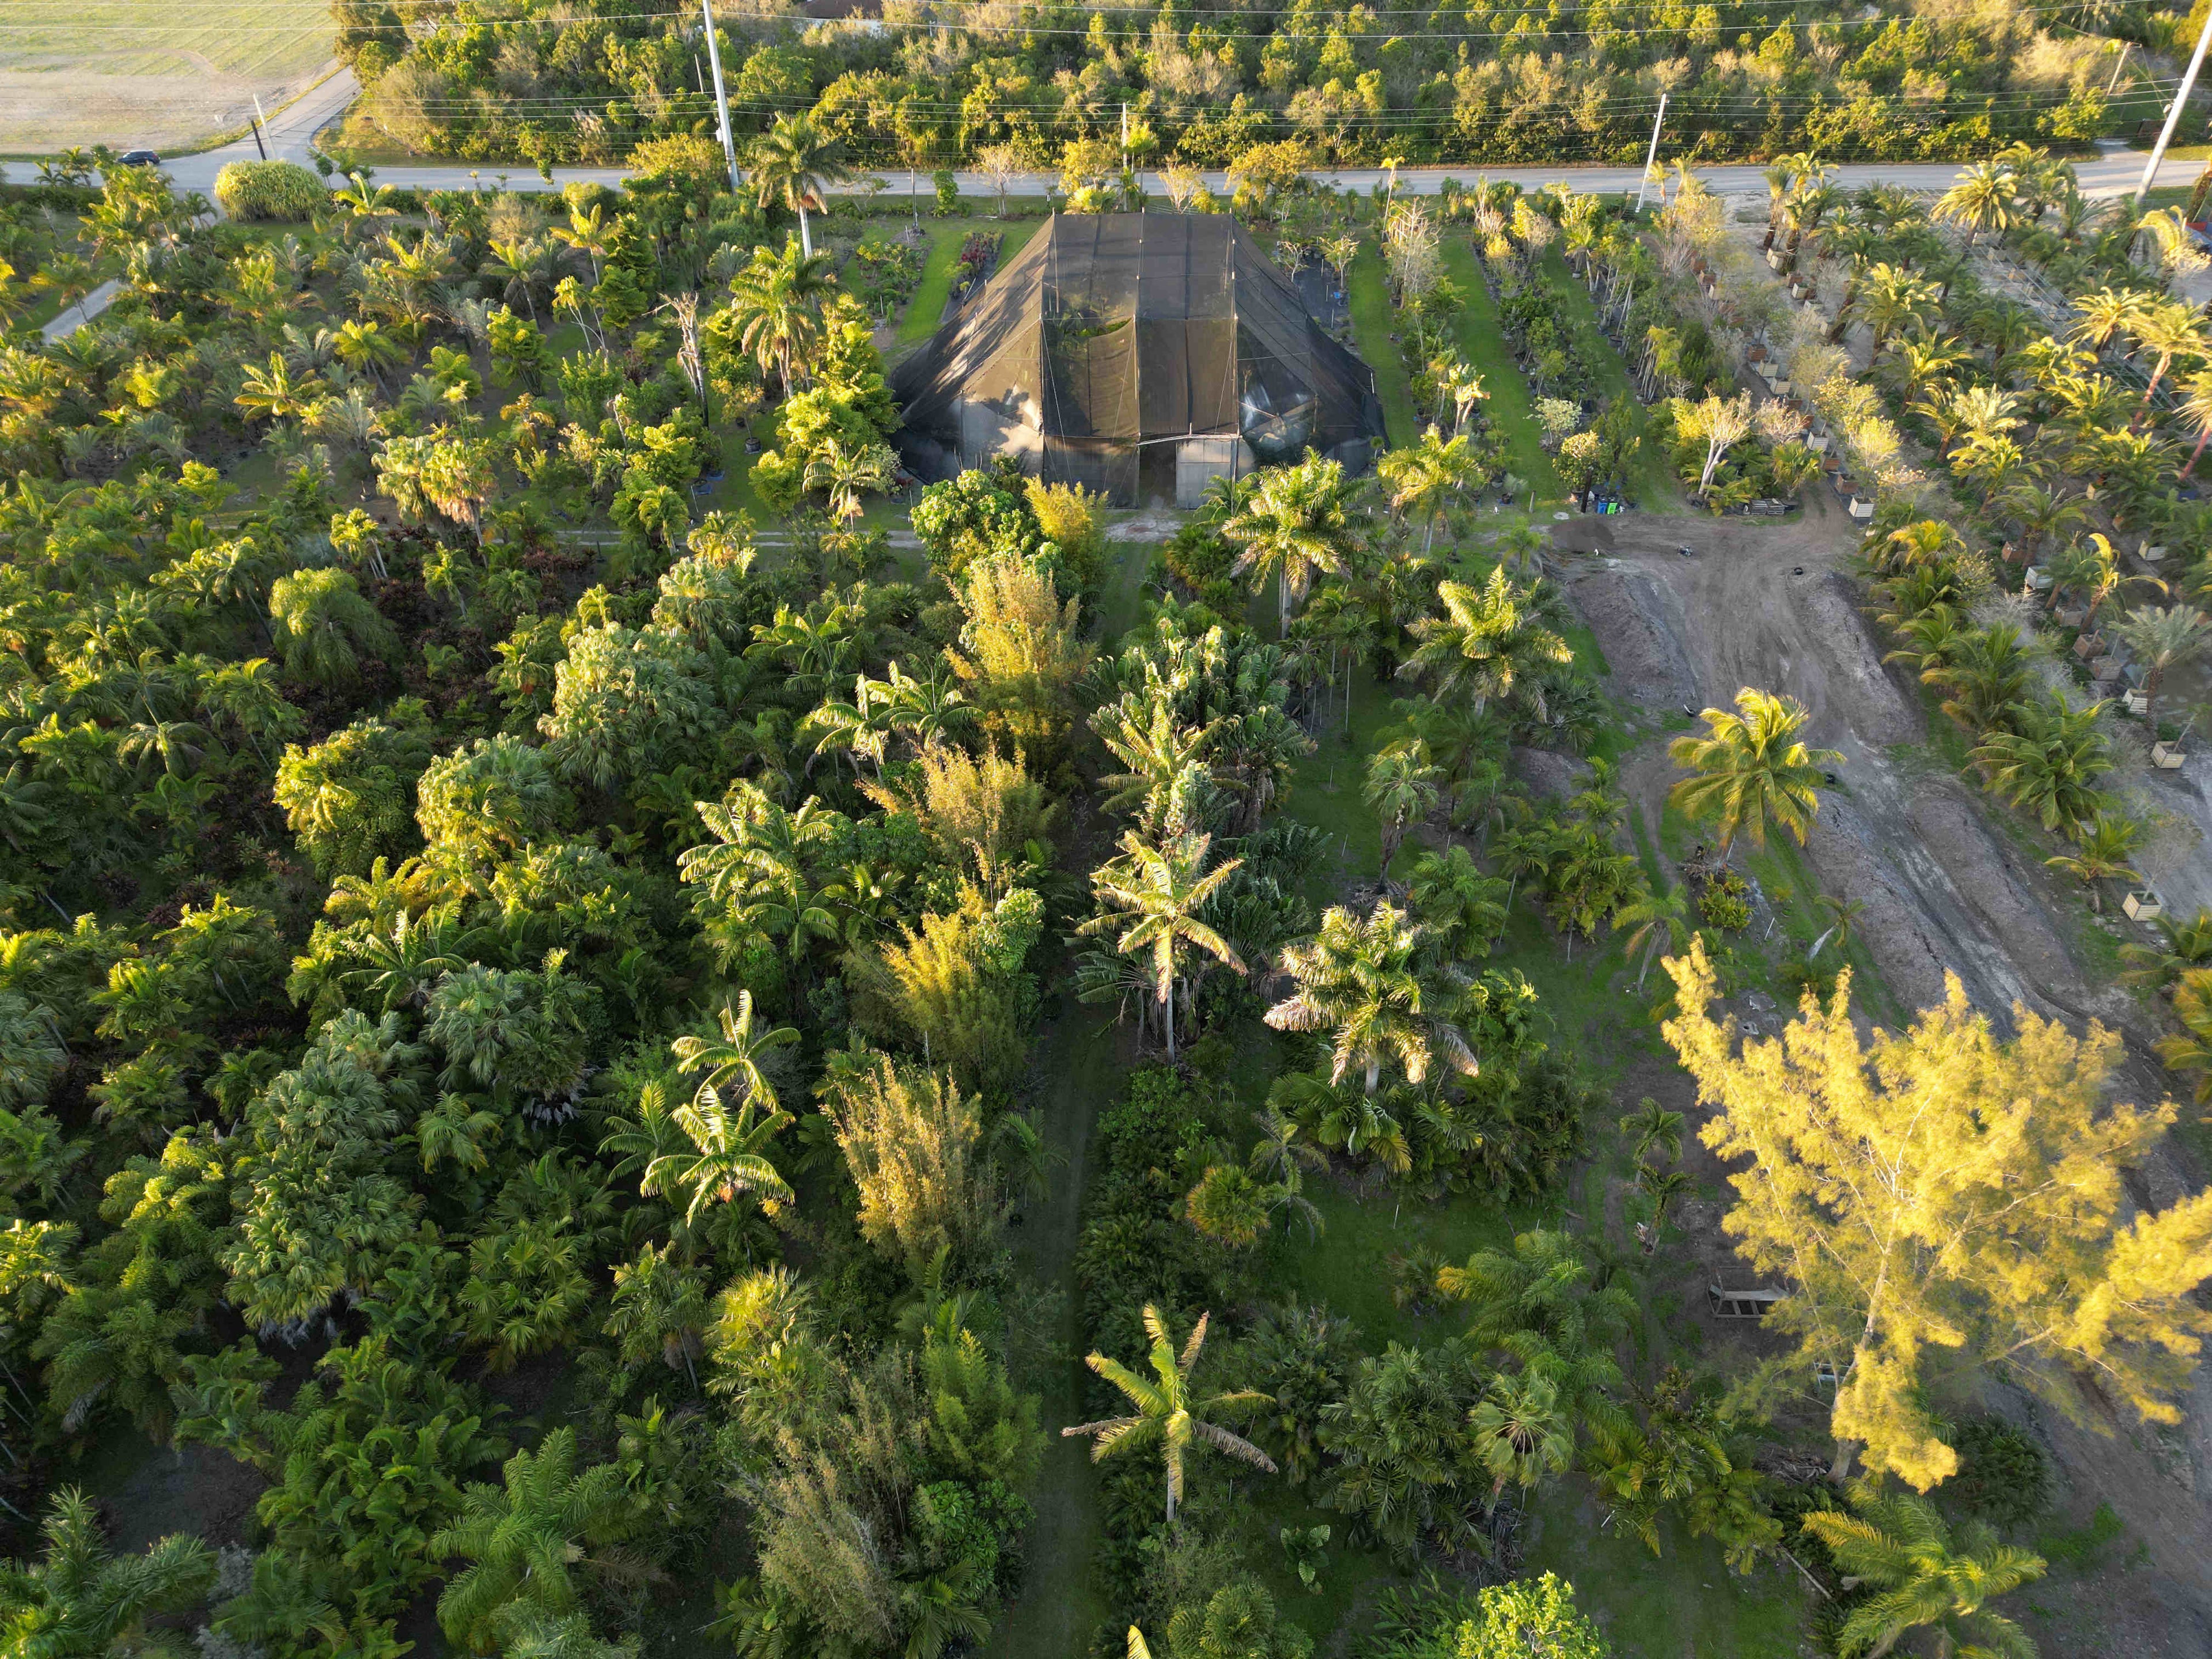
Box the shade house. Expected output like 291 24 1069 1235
889 212 1388 508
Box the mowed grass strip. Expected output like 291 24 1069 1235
1440 238 1562 503
0 2 331 81
1347 244 1419 449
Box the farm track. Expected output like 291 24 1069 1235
1558 499 2212 1655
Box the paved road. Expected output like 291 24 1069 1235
123 73 2206 204
41 279 121 341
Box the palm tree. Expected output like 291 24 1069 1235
1667 688 1842 857
1363 743 1442 882
1927 624 2032 734
1969 696 2111 832
2120 909 2212 995
2113 604 2211 730
2126 298 2207 416
0 1487 214 1656
1405 843 1510 955
1079 830 1245 1062
749 113 853 260
1265 903 1475 1093
1222 453 1361 636
1619 1097 1685 1165
803 437 896 525
641 1085 794 1227
1809 892 1866 961
1933 160 2021 244
1799 1487 2044 1659
432 1429 639 1654
1467 1370 1573 1496
2156 970 2212 1102
2045 811 2144 913
1377 427 1482 554
1400 566 1573 719
727 237 835 397
671 990 798 1113
1615 882 1691 993
2177 369 2212 479
1062 1306 1277 1524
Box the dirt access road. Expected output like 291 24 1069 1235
1555 498 2212 1654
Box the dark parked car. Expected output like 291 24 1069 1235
115 150 161 167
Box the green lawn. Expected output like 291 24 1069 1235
1440 240 1562 505
895 217 1044 349
1347 247 1420 449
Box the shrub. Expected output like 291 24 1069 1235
1949 1416 2050 1528
1698 870 1751 931
214 160 327 221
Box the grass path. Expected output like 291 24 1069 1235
984 1006 1119 1659
1440 240 1561 503
896 217 1047 348
1347 247 1419 448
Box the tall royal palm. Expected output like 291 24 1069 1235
1222 452 1359 637
749 113 852 260
1062 1305 1277 1524
727 237 834 397
1079 830 1245 1062
1265 902 1475 1093
1666 687 1842 857
1400 565 1573 720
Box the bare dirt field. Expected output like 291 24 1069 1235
1554 494 2212 1657
0 2 334 155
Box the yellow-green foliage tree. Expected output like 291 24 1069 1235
1663 937 2212 1489
821 1052 1002 1282
945 552 1095 761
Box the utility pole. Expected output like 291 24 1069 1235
701 0 740 197
2107 40 2131 97
1633 93 1668 215
2138 6 2212 207
249 94 269 162
1121 101 1130 159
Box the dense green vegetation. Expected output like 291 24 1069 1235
332 0 2156 170
7 83 2212 1659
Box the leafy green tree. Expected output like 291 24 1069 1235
1969 696 2111 833
432 1427 641 1654
1166 1578 1313 1659
1405 845 1509 958
415 734 572 860
0 1486 214 1659
2044 810 2143 912
1062 1305 1277 1523
1667 687 1841 856
1800 1487 2043 1659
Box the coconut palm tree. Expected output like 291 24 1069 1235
1222 453 1361 636
1265 902 1475 1093
1969 696 2112 832
432 1429 639 1654
1400 566 1572 720
1062 1305 1277 1524
1405 843 1510 955
726 237 835 397
2120 909 2212 995
2113 604 2211 730
1666 688 1841 857
1619 1097 1685 1166
1798 1487 2044 1659
749 113 852 259
1079 830 1245 1062
1927 624 2032 734
639 1084 795 1226
2045 811 2144 913
1363 742 1442 883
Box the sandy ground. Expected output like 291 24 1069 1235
1551 496 2212 1654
